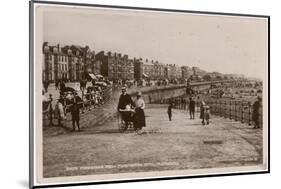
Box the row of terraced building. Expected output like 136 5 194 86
42 42 217 83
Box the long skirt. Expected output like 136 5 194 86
135 108 146 129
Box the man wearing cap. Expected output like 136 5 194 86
117 87 134 129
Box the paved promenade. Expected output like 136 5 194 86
43 104 263 178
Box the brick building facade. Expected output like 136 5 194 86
42 42 231 83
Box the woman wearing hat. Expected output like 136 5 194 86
134 91 146 132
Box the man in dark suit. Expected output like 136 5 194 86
117 87 134 129
189 97 195 120
71 92 83 131
252 96 262 129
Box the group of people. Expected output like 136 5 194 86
83 86 104 111
117 87 146 133
42 90 82 131
167 96 210 126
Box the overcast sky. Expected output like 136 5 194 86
42 6 268 79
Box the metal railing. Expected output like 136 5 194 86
204 98 262 127
158 96 263 128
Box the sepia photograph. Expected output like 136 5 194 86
30 1 269 188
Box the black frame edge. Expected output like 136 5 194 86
29 0 35 188
267 16 270 174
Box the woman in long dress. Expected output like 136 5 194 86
134 91 146 131
199 100 206 125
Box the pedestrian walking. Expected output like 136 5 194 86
134 91 146 132
117 86 134 129
55 80 59 90
71 93 82 131
252 96 262 129
189 97 195 120
204 105 210 125
48 94 54 126
167 102 173 121
200 100 206 125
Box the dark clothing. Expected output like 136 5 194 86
252 100 261 128
43 81 49 92
189 100 195 119
55 81 59 90
80 80 87 91
72 119 80 131
71 103 80 121
189 100 195 111
135 108 146 129
70 97 82 131
48 97 54 126
117 94 134 110
60 82 66 94
118 93 134 129
168 105 172 121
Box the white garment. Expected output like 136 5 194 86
135 98 145 109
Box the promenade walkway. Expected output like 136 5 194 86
43 104 263 178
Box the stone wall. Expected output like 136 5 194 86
129 85 187 103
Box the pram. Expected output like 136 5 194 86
118 107 136 132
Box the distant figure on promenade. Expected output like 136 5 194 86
200 100 206 125
252 96 262 129
204 105 210 125
134 92 146 132
48 94 54 126
189 97 195 120
55 80 59 90
181 98 186 110
43 80 49 93
80 79 87 92
199 100 211 125
55 96 65 127
71 92 82 132
167 101 173 121
117 87 134 129
148 95 152 104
